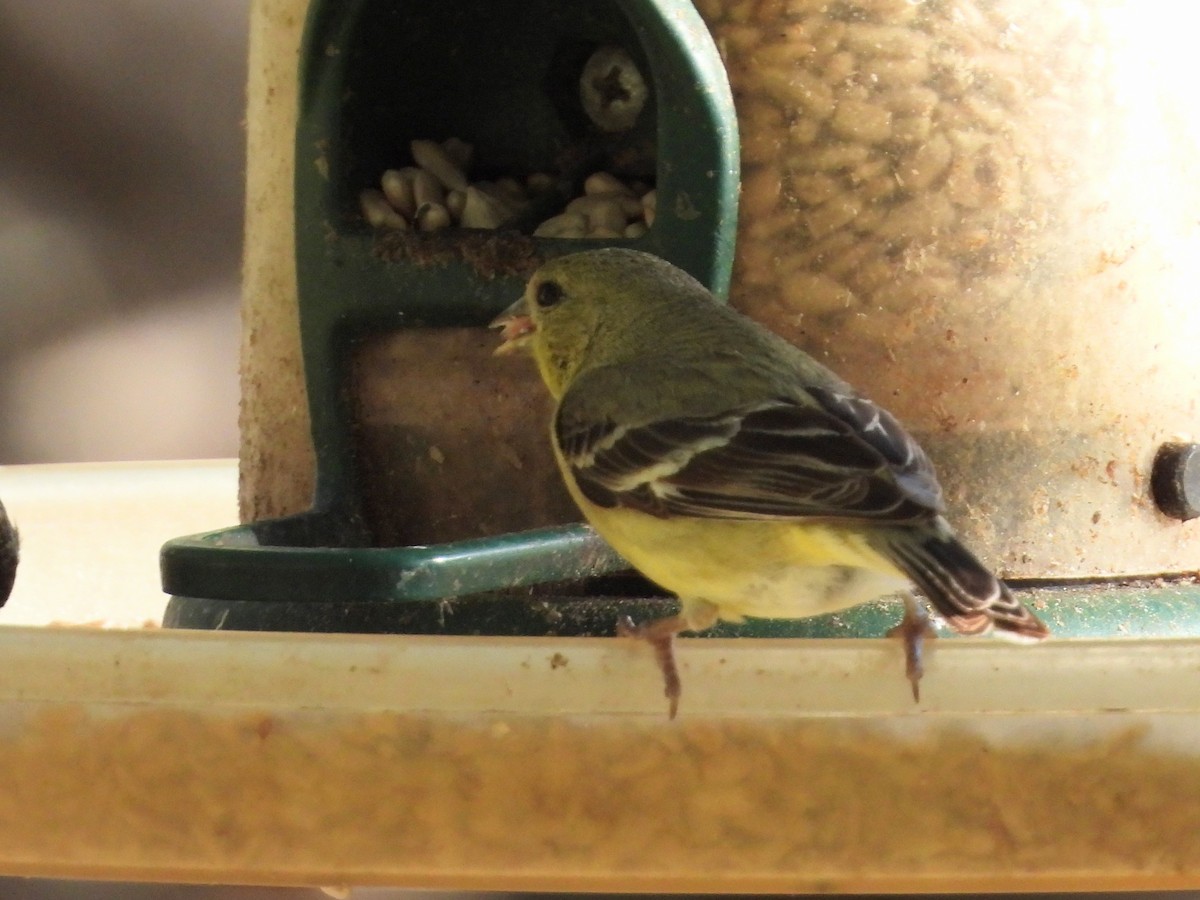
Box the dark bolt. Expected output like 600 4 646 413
1151 442 1200 522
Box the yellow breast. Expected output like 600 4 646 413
557 457 909 622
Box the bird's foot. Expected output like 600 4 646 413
886 595 937 703
616 613 688 719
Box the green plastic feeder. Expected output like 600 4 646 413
162 0 1200 643
162 0 739 633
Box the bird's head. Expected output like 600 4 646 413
491 248 710 398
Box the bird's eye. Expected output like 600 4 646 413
536 280 565 309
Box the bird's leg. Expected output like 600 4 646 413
616 613 689 719
886 593 937 702
618 602 719 718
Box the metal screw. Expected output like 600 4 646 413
579 45 648 133
1151 442 1200 522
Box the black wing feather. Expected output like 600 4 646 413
556 390 944 524
807 385 942 508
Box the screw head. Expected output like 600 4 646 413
1151 442 1200 522
579 45 648 133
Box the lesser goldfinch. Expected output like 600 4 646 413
493 248 1047 716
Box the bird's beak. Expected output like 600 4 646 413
490 294 536 355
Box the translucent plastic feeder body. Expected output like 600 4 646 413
696 0 1200 578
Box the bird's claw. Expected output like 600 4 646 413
887 596 937 703
615 613 684 718
615 614 640 639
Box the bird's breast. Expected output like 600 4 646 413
578 500 909 622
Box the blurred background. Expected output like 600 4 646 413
2 0 266 893
0 0 246 464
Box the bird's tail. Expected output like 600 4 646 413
875 520 1049 640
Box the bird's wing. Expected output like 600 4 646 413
555 385 944 524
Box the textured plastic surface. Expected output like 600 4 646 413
3 626 1200 890
697 0 1200 578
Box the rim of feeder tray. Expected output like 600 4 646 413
159 515 1200 638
